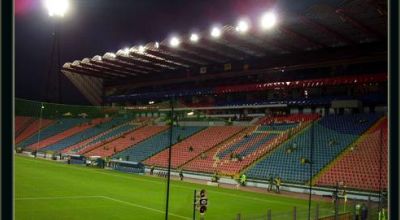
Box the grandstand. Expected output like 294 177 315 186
14 0 388 219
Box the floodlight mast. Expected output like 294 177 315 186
43 0 69 103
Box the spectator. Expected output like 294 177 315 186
188 146 194 152
201 152 207 159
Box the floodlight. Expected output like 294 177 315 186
44 0 70 17
170 36 181 47
190 33 199 42
187 111 194 116
138 45 146 53
211 27 222 38
149 101 155 105
155 42 160 48
236 19 250 33
260 12 277 30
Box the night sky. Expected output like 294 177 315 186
15 0 333 105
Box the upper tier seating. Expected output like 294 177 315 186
27 118 106 150
41 117 128 152
85 126 169 157
258 123 298 131
19 118 87 148
258 113 319 125
144 126 244 168
113 126 205 162
315 117 388 191
15 119 55 145
245 113 381 184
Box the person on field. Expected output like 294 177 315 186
378 208 387 220
239 174 247 186
275 177 281 193
355 203 361 220
150 165 155 175
268 175 274 192
179 169 184 181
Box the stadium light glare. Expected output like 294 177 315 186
211 27 222 38
169 36 181 47
154 42 160 48
260 12 277 30
123 48 130 54
190 33 199 42
44 0 69 17
108 53 116 58
187 111 194 116
235 19 250 33
148 101 155 105
138 45 146 53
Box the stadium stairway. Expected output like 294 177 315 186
113 126 206 162
244 113 381 184
218 117 317 176
41 117 129 152
26 118 106 150
313 116 387 191
143 126 245 168
180 126 257 173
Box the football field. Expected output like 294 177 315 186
15 155 334 220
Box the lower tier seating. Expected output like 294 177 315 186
113 126 205 162
143 126 245 168
84 126 169 157
315 117 388 191
245 113 381 184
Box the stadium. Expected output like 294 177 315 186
15 0 389 219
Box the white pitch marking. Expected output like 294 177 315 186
16 156 303 206
99 196 191 220
15 195 104 200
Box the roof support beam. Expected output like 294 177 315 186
158 45 209 65
103 58 151 74
180 42 230 63
90 60 140 76
116 55 164 72
129 51 187 69
144 49 200 67
279 27 326 49
336 9 384 40
63 67 115 79
299 16 356 45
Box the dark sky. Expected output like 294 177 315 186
15 0 335 105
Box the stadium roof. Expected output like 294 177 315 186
61 0 387 105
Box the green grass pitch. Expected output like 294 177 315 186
15 155 334 220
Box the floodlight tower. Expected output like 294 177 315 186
44 0 69 103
